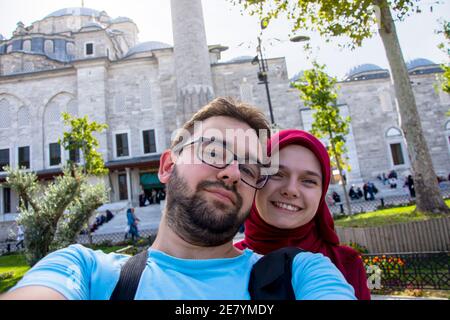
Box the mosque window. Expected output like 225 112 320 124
385 127 407 168
18 146 30 169
115 132 130 158
0 149 9 172
49 143 61 166
23 40 31 52
18 106 31 127
85 43 94 56
3 188 11 214
66 42 75 56
44 40 54 54
143 129 157 154
389 143 405 166
44 102 61 124
66 99 78 117
0 99 11 129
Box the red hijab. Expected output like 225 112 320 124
235 129 370 300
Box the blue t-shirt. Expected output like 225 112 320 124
11 244 356 300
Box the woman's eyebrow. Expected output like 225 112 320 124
278 165 322 179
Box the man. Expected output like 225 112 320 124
1 98 355 300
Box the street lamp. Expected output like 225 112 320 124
251 34 310 125
252 36 275 125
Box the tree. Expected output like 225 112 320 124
293 62 353 214
235 0 449 214
60 112 109 176
2 114 109 266
436 20 450 106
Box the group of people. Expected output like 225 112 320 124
139 188 166 207
3 97 368 300
89 210 114 233
348 182 378 201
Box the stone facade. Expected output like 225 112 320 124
0 5 449 218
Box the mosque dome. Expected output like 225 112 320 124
80 21 104 31
406 58 442 75
45 7 102 19
125 41 172 57
344 63 389 81
111 17 134 24
406 58 435 70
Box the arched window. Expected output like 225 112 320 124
66 42 75 56
44 102 61 124
44 39 54 54
23 40 31 52
0 99 11 129
386 127 402 137
66 99 78 117
17 106 31 127
385 127 407 167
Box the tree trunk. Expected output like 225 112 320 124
375 0 449 214
335 153 352 215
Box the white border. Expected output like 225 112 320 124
140 128 158 155
112 130 132 159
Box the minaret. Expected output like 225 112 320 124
170 0 214 125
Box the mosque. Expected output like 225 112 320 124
0 2 449 216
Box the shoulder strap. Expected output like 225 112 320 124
110 249 148 300
249 247 305 300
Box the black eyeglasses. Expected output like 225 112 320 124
174 136 269 190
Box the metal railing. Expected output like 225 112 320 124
362 252 450 290
329 188 450 216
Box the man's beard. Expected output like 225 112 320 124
165 166 250 247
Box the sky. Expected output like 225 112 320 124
0 0 449 80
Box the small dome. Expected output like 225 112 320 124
111 17 134 24
80 21 104 30
344 63 389 81
407 58 442 75
228 55 253 63
45 7 101 19
125 41 172 57
406 58 436 70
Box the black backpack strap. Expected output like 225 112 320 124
110 249 148 300
249 247 305 300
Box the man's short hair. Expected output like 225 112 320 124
171 97 271 149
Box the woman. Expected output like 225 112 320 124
125 208 140 241
235 129 370 300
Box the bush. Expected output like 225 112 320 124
343 241 369 254
0 272 15 281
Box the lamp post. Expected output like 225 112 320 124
253 36 275 124
252 34 310 126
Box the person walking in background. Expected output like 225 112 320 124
404 175 415 198
125 208 140 241
15 225 24 250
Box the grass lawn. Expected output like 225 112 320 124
0 245 126 294
334 199 450 228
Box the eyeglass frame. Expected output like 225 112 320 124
172 136 269 190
